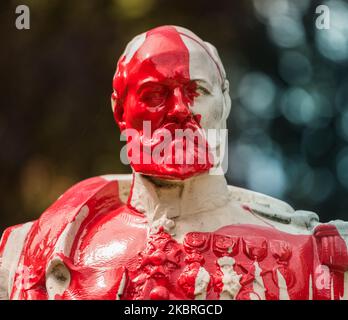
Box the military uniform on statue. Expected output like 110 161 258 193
1 26 348 300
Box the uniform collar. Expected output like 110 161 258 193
128 172 230 230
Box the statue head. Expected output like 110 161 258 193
111 25 231 180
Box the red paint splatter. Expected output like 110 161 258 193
112 26 213 180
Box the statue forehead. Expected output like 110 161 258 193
122 26 222 84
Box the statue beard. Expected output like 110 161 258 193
129 118 214 180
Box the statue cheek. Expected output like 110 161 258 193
193 95 224 130
125 103 147 129
126 104 167 131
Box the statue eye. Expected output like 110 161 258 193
139 84 169 109
196 85 211 96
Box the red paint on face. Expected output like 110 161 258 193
112 26 213 180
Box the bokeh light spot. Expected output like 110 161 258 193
279 51 312 85
315 0 348 62
268 15 305 48
238 72 276 119
281 87 316 125
114 0 156 19
336 147 348 190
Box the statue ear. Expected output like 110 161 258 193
111 91 126 132
203 41 231 122
222 79 231 121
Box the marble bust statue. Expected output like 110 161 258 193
1 25 348 300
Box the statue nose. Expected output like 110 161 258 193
167 88 191 123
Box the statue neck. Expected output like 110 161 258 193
128 172 230 231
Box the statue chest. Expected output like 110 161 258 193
15 219 348 300
119 224 348 300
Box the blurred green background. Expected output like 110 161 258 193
1 0 348 233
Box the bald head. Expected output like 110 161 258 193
119 26 225 84
112 26 231 131
110 26 231 179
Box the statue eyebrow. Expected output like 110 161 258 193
136 79 163 93
136 79 213 96
192 79 213 92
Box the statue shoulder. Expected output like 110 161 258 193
0 222 34 300
227 185 348 271
318 219 348 245
227 185 320 231
21 174 133 256
0 174 132 249
0 174 133 299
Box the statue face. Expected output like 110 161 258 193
112 26 229 180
